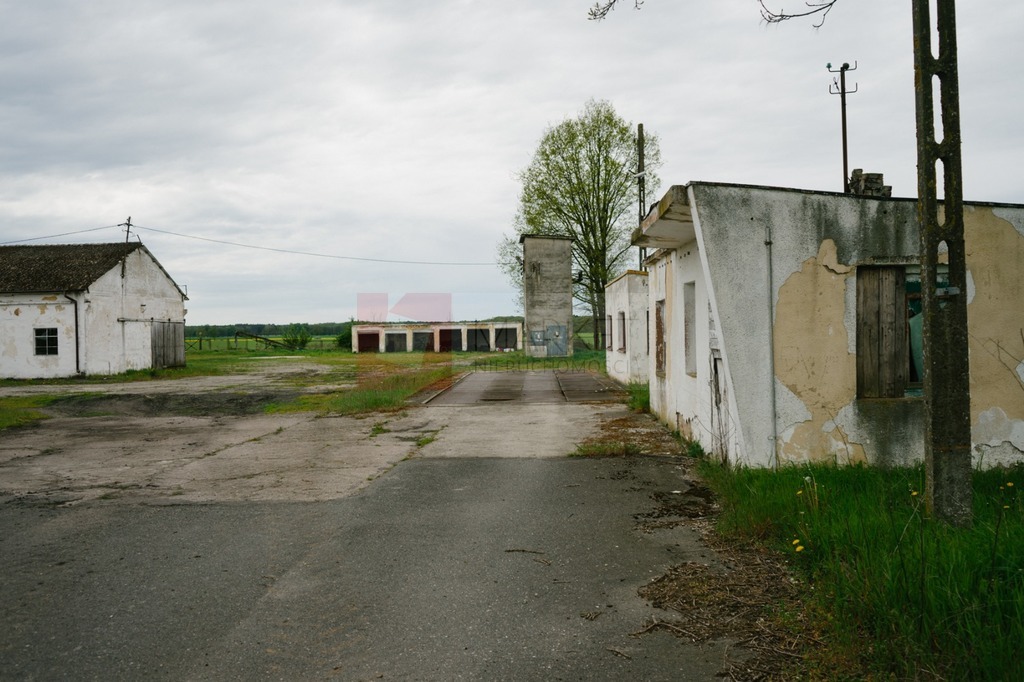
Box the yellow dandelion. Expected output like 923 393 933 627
1004 505 1010 510
797 490 803 496
1007 482 1014 488
911 491 919 496
796 545 805 552
792 539 801 545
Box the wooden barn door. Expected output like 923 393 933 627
152 321 186 369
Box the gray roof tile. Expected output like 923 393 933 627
0 242 146 293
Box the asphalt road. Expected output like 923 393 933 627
2 371 729 680
0 456 728 681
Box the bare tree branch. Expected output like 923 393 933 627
588 0 643 21
758 1 840 28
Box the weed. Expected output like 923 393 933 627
626 381 650 413
571 440 643 457
672 431 705 458
370 421 390 437
699 460 1024 680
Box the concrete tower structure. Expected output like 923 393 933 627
520 234 573 358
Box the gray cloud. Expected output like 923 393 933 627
1 1 1019 324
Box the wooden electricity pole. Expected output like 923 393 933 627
912 0 972 526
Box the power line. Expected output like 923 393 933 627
1 222 498 266
0 224 120 245
133 225 497 266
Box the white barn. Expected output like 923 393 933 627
0 242 188 379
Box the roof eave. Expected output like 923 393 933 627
631 184 696 249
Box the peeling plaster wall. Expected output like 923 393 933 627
968 206 1024 465
0 294 78 378
605 271 649 384
689 183 1024 467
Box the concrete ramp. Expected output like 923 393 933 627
427 370 623 405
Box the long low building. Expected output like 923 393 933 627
351 321 522 353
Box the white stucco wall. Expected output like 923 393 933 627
643 236 743 461
0 294 79 378
605 271 649 385
79 249 186 375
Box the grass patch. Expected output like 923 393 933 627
0 352 250 388
415 433 439 448
0 395 59 429
625 381 650 412
571 440 643 457
699 460 1024 679
269 362 457 415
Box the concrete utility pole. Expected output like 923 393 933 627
912 0 973 526
637 123 647 268
828 62 857 192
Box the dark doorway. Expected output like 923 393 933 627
438 329 462 352
385 333 407 353
495 327 518 351
467 329 490 352
412 331 433 351
357 332 380 353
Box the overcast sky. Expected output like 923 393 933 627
2 1 1021 325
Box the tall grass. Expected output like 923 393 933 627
700 461 1024 679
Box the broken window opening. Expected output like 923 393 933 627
655 299 666 376
857 264 949 398
617 311 626 352
684 282 696 377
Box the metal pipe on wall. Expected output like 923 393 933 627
764 222 779 468
63 293 80 375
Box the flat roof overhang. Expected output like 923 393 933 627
631 184 696 249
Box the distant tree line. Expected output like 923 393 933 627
185 322 356 338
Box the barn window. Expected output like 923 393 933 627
605 315 612 350
857 264 948 398
34 328 58 356
617 311 626 351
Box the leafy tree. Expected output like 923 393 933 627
498 99 661 350
281 324 312 350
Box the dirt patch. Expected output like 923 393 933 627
633 483 717 532
576 411 685 456
45 391 298 418
634 493 814 680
